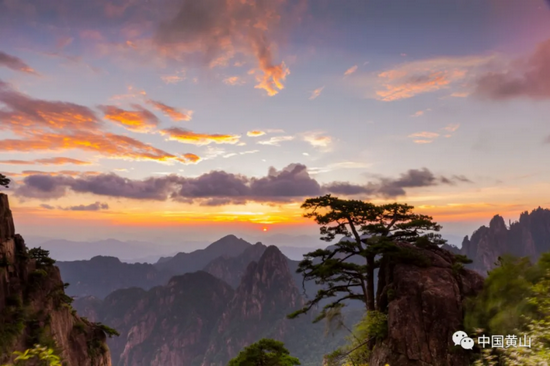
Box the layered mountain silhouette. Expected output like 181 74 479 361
460 207 550 274
73 246 359 366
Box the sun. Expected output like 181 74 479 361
262 227 268 232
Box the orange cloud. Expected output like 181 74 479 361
444 123 460 132
309 86 324 100
7 170 101 178
155 0 295 96
247 130 266 137
160 127 240 145
223 76 246 86
409 132 440 139
374 55 493 101
0 132 190 164
146 100 192 122
302 133 332 148
182 153 201 164
0 83 101 135
0 157 90 165
99 104 159 132
344 65 358 76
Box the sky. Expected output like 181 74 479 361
1 0 550 247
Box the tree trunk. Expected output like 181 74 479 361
366 254 376 311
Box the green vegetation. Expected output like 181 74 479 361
324 311 387 366
28 248 55 267
288 195 446 321
0 296 27 355
94 322 120 338
467 254 550 365
0 173 9 189
1 344 61 366
228 338 301 366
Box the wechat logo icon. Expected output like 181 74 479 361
453 331 474 350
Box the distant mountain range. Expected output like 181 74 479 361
73 246 360 366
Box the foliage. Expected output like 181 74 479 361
468 253 550 365
228 338 301 366
324 311 387 366
28 248 55 267
464 255 545 336
0 298 27 355
1 344 61 366
288 195 446 322
94 322 120 338
0 173 9 189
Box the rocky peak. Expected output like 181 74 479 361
372 242 484 366
0 193 112 365
460 207 550 275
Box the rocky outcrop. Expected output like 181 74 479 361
0 193 112 365
371 243 484 366
203 242 267 288
73 245 353 366
461 208 550 275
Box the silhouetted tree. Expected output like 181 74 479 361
228 338 300 366
288 194 446 321
0 174 9 189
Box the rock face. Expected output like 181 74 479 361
203 242 267 288
461 208 550 275
154 234 253 274
74 245 354 366
371 243 484 366
0 193 112 366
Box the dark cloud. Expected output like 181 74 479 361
475 39 550 100
323 182 375 196
40 204 55 210
0 51 37 74
249 164 322 199
15 165 471 204
63 201 109 211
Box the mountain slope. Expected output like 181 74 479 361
57 256 172 299
154 235 252 274
0 193 112 366
461 208 550 274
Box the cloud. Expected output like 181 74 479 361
0 51 37 74
344 65 358 76
411 111 424 117
146 100 193 121
474 39 550 100
408 132 440 139
62 201 109 211
257 136 294 146
302 133 332 148
224 76 246 86
15 165 472 204
309 86 324 100
182 153 201 164
160 127 240 145
247 130 266 137
0 157 90 165
161 74 185 84
0 132 194 164
40 204 55 210
323 168 472 198
374 55 493 101
154 0 294 96
443 123 460 132
0 82 101 134
99 104 159 132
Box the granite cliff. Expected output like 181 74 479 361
461 208 550 275
372 242 484 366
74 246 356 366
0 193 112 365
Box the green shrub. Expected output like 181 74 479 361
94 323 120 338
